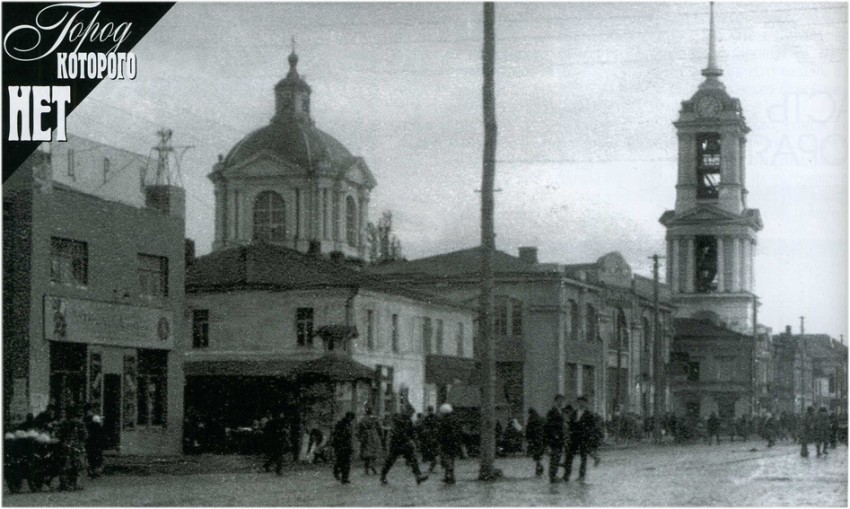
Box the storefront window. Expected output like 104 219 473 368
49 342 86 413
138 350 167 427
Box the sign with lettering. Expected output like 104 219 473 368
44 296 173 349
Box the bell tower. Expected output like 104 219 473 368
659 3 763 334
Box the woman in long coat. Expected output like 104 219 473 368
525 408 545 476
357 408 382 475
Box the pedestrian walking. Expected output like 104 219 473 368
416 406 440 473
543 394 566 483
263 410 290 475
586 409 604 467
357 407 382 475
437 403 462 484
83 405 105 478
525 408 545 477
800 406 815 457
763 413 777 448
56 405 88 491
828 410 839 449
563 396 595 482
707 413 721 445
332 412 355 484
814 407 830 457
380 404 428 485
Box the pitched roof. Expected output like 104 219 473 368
366 246 535 278
186 243 467 309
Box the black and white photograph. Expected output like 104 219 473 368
1 1 847 506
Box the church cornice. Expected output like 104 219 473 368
659 206 762 231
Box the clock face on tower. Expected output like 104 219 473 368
696 95 722 118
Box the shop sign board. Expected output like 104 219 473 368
44 296 173 349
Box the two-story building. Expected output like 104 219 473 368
4 147 186 455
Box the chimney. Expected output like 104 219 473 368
786 325 792 335
518 246 538 265
800 316 805 335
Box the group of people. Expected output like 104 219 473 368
329 403 464 485
12 403 106 491
526 395 604 483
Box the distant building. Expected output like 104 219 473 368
209 49 375 259
184 242 475 448
4 142 186 455
660 6 765 419
368 247 675 424
771 326 848 414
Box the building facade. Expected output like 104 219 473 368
369 247 675 425
4 144 186 455
184 243 475 446
209 50 375 259
660 6 765 420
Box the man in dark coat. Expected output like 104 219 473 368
525 408 545 477
543 394 565 483
332 412 355 484
707 412 721 445
437 403 462 484
814 407 830 457
564 396 595 482
417 406 440 473
84 405 105 478
380 404 428 485
263 410 289 475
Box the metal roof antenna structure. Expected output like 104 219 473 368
152 128 193 187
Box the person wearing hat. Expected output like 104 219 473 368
332 412 356 484
379 403 428 485
357 406 382 476
543 394 566 483
563 396 596 482
437 403 462 484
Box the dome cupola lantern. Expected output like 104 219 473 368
274 37 312 124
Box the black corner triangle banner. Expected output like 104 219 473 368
2 1 175 182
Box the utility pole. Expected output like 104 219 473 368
799 316 805 335
478 1 498 481
651 254 664 443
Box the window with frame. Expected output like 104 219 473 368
687 361 700 382
696 133 721 199
456 322 464 357
346 196 358 247
569 300 579 341
138 254 168 297
137 349 167 427
582 365 596 400
494 297 509 336
391 314 400 353
51 237 88 286
436 319 444 354
366 309 375 350
296 307 314 346
192 310 209 348
253 191 286 242
510 299 523 337
695 236 718 293
585 304 597 343
422 317 433 354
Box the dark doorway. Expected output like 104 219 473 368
103 374 121 450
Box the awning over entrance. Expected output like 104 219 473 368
291 353 375 382
184 359 301 377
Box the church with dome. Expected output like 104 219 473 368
209 49 376 259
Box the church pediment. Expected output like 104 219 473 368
342 158 377 189
221 151 306 179
664 205 742 225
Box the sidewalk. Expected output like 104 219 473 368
103 453 310 476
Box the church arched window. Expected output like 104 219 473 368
253 191 286 242
346 196 357 247
696 133 721 199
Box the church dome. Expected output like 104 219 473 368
223 120 355 170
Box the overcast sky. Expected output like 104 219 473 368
68 2 847 339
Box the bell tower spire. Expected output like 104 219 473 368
274 36 312 124
702 2 723 78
